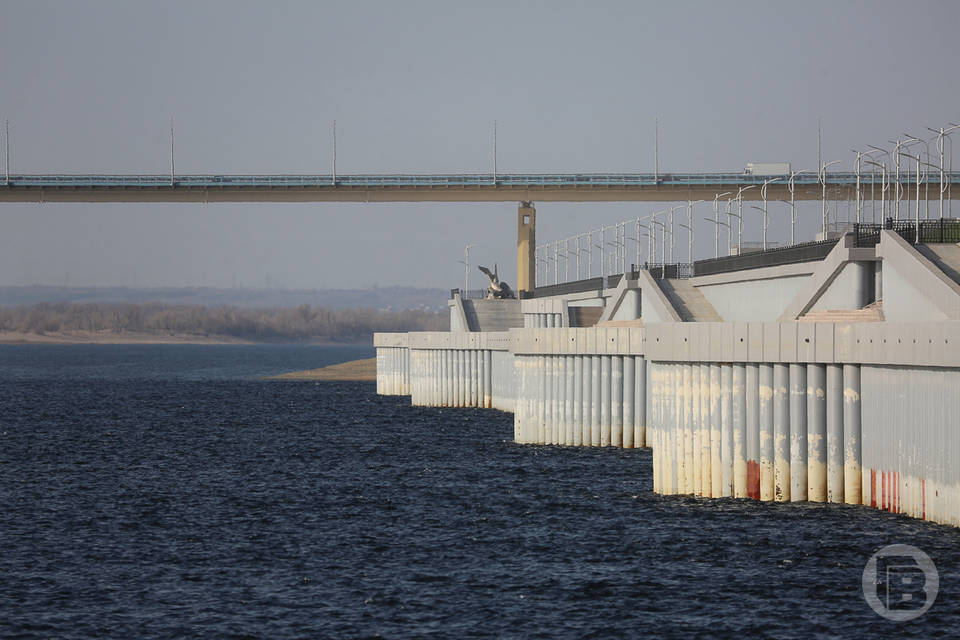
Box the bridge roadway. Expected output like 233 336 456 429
1 172 958 203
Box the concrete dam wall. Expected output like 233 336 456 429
375 230 960 527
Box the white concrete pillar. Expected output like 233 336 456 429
591 355 601 446
565 355 575 446
600 355 612 446
558 355 569 445
636 356 647 448
651 363 660 493
827 364 844 503
484 350 493 409
807 363 827 502
698 363 710 496
538 355 547 445
683 364 694 494
623 356 635 449
759 364 775 501
773 363 790 502
789 363 808 502
745 363 760 499
720 364 733 498
732 363 747 498
709 363 722 499
843 364 862 505
612 356 624 448
582 354 593 446
690 364 701 495
573 355 583 446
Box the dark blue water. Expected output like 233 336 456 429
1 345 958 639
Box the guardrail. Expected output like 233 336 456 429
854 219 960 247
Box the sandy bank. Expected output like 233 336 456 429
267 358 376 381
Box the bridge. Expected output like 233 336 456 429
1 171 958 203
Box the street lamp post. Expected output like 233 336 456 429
651 220 669 278
668 205 684 264
787 170 809 245
897 151 923 244
735 186 756 253
926 125 960 219
685 200 704 264
819 160 841 238
904 133 932 220
759 178 781 250
712 192 732 258
863 159 889 222
461 244 476 295
725 198 738 255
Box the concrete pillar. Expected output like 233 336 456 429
611 356 624 447
697 364 708 496
600 356 612 446
623 356 635 448
538 356 547 445
547 314 556 329
558 356 569 445
759 364 774 501
591 355 601 446
565 355 575 446
688 364 700 495
684 364 696 494
789 363 807 502
484 350 492 408
549 356 559 444
582 354 592 446
732 363 747 498
573 355 583 446
745 363 760 499
651 363 660 493
773 363 790 502
807 363 827 502
514 355 524 442
517 202 536 294
636 356 647 448
874 261 882 301
826 364 844 503
467 350 475 407
438 349 446 406
720 364 733 497
843 364 862 505
709 363 722 499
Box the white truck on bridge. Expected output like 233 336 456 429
743 162 791 175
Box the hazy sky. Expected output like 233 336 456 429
1 0 958 290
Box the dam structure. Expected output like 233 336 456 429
377 218 960 528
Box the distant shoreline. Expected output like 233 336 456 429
0 330 368 346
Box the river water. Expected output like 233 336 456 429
0 344 956 638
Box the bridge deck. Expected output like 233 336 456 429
1 172 958 203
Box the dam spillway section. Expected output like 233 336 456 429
376 227 960 527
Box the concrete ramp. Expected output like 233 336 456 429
656 279 721 322
799 301 884 323
917 243 960 286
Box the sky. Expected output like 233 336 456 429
1 0 958 290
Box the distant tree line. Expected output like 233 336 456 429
0 302 447 342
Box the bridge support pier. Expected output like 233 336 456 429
517 202 536 294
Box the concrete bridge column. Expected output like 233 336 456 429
789 363 808 502
827 364 844 502
807 364 827 502
517 202 536 295
469 350 478 407
650 363 660 493
690 364 701 494
759 364 775 501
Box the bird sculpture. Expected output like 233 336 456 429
478 264 515 299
